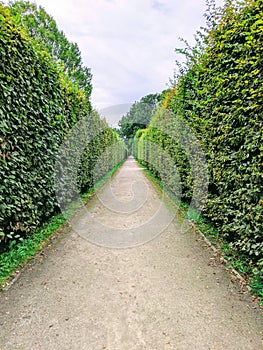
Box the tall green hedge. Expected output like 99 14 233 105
134 0 262 272
0 4 126 245
8 1 92 101
199 0 263 264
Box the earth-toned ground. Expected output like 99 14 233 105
0 158 262 349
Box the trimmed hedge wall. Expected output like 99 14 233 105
0 5 126 244
133 0 262 273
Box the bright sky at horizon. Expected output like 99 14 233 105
4 0 225 114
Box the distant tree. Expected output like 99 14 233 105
8 0 92 101
118 93 160 148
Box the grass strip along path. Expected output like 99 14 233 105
0 157 262 349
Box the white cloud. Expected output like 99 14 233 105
5 0 225 111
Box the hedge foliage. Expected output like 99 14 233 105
0 4 126 245
134 0 262 272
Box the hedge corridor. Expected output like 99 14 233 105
0 4 127 246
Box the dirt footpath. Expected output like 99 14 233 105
0 157 262 349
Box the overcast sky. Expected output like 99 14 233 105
30 0 226 107
6 0 225 119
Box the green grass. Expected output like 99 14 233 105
0 160 125 289
0 214 66 289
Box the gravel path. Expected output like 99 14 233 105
0 157 262 349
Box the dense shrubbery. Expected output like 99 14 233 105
118 94 161 152
134 0 262 276
0 3 126 245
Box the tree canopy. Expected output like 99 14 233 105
8 0 92 101
118 93 161 149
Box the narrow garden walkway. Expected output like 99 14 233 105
0 157 262 349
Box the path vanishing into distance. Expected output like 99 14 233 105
0 157 262 350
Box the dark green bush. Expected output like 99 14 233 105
0 4 126 245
